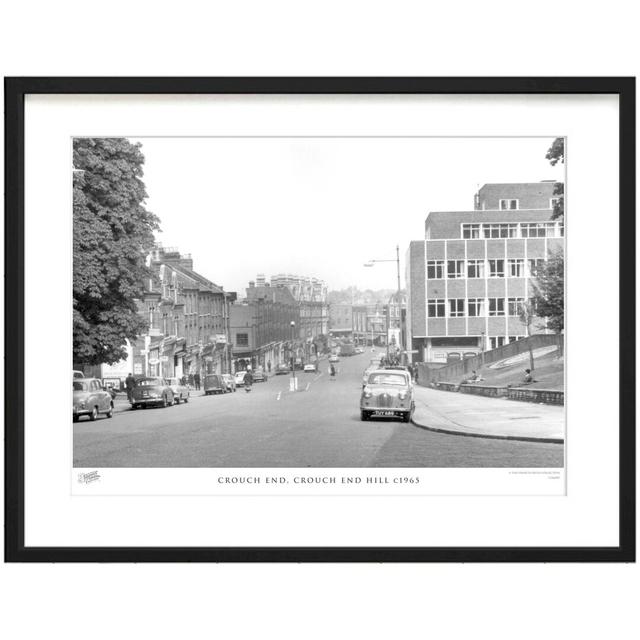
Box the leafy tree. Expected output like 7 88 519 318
545 137 565 220
73 138 160 365
531 249 564 333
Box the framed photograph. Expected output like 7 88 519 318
5 77 635 562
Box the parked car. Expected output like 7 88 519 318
73 370 85 379
131 377 174 409
204 373 227 395
354 347 364 354
329 354 340 363
222 374 237 392
274 363 290 375
167 377 190 403
234 371 247 387
252 369 267 383
303 363 317 373
360 369 414 422
73 378 114 422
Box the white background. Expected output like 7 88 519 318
26 95 603 546
1 1 638 639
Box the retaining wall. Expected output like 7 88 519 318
417 333 562 386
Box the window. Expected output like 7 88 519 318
499 199 518 210
550 197 560 209
236 333 249 346
467 298 485 317
447 259 465 279
467 259 485 278
508 259 525 277
508 297 525 316
462 223 480 239
521 222 558 238
427 260 444 279
489 336 507 349
508 335 524 343
427 299 445 318
488 259 504 277
449 299 465 317
482 223 518 238
488 298 505 316
528 258 545 276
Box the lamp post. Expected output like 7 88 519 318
364 244 402 356
290 320 297 391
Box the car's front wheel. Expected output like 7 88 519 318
162 395 169 408
106 403 114 418
89 407 98 421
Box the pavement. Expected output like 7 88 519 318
411 385 565 443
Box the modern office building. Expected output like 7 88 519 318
406 182 564 364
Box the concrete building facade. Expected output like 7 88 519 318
407 182 564 364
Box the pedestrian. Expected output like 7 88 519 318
243 369 253 392
194 372 201 390
125 372 136 403
188 373 194 388
523 368 537 384
267 360 271 374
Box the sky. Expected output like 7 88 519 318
131 137 564 295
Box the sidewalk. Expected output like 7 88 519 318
411 385 564 443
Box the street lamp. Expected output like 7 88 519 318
290 320 297 390
364 245 402 358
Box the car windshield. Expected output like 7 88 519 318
137 378 161 387
73 381 88 391
367 373 407 386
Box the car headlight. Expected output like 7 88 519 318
363 388 372 399
79 401 86 409
398 391 407 400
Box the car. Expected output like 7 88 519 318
234 371 247 387
252 369 267 383
274 363 290 375
328 355 340 363
73 370 85 379
167 377 190 403
131 377 174 409
204 373 227 395
303 363 317 373
221 374 237 392
73 378 114 422
360 369 414 422
354 347 364 354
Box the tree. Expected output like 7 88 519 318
518 300 537 372
530 249 564 333
545 137 565 220
73 138 160 366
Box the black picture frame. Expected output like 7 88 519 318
4 77 635 563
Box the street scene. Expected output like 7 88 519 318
73 136 565 469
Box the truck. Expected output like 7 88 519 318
339 344 356 357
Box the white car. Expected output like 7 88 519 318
303 363 317 373
234 371 247 386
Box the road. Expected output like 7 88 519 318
73 352 564 468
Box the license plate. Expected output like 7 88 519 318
372 410 395 417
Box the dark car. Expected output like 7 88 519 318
274 363 290 375
252 369 267 383
204 373 227 395
131 377 174 409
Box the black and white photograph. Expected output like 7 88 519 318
72 135 566 471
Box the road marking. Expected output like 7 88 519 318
276 392 281 401
305 383 310 392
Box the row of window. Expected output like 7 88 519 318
427 297 529 318
495 198 560 211
461 221 564 239
427 258 545 279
